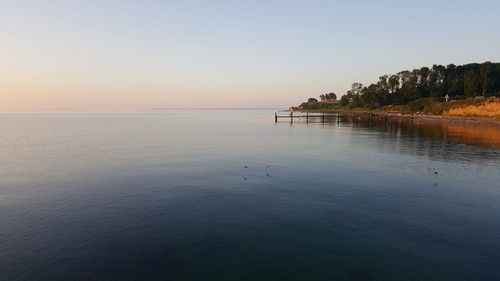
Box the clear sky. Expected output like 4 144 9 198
1 0 500 111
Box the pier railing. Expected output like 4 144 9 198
274 110 409 123
274 111 341 123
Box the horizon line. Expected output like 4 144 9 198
0 107 286 113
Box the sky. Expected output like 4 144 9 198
1 0 500 111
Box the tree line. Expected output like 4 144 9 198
307 62 500 109
319 92 337 101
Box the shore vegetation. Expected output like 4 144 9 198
298 62 500 118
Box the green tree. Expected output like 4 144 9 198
326 92 337 100
464 70 480 97
351 83 364 95
388 75 400 94
480 62 494 96
340 95 349 107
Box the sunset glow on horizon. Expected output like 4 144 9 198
2 1 500 112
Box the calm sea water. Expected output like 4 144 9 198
1 111 499 281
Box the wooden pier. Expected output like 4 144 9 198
274 110 410 123
274 111 340 123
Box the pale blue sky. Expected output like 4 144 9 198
1 1 500 110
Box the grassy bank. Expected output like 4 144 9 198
297 97 500 119
445 99 500 118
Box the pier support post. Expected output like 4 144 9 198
275 113 278 123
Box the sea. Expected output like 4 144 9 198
1 110 499 281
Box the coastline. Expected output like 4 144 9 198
291 109 500 128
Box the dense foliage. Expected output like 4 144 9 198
301 62 500 110
320 93 337 101
342 62 500 109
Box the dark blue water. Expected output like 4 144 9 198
1 111 499 281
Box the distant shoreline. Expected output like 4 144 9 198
150 108 281 111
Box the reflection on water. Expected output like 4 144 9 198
0 111 499 281
304 115 500 149
352 118 500 164
443 122 500 148
295 116 500 166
